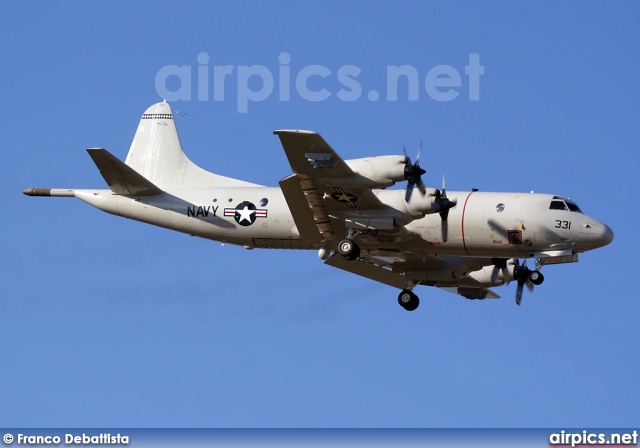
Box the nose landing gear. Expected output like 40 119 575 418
529 269 544 285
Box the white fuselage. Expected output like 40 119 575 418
402 190 611 257
73 186 612 258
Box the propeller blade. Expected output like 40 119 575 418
442 174 447 198
512 259 536 305
491 265 499 283
526 279 535 293
441 214 449 242
417 179 426 196
503 266 511 284
516 281 524 305
405 180 414 202
491 258 508 284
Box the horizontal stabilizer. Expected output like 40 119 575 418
87 148 162 196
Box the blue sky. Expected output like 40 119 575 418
1 1 638 428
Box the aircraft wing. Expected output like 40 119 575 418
275 130 394 245
325 252 501 300
274 130 356 180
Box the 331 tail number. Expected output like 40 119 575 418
555 220 571 229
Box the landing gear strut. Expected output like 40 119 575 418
398 289 420 311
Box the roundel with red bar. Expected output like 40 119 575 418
223 201 268 226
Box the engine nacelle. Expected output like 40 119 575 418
405 189 443 216
467 264 515 286
376 188 447 218
343 155 408 188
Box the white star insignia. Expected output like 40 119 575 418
236 206 255 223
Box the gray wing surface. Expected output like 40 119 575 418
275 131 395 246
325 251 501 299
274 130 501 300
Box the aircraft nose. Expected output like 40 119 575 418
601 223 614 246
579 218 614 250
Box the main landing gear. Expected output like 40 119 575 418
338 227 363 261
398 289 420 311
336 237 420 311
337 238 360 261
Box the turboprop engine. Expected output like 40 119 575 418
342 155 409 188
376 188 454 218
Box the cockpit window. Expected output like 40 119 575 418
549 200 568 211
565 200 583 213
549 198 583 213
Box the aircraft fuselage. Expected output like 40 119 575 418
71 186 612 258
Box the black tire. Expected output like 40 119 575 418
337 238 360 260
530 270 544 285
398 290 420 311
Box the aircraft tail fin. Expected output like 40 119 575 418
124 101 259 189
87 148 162 196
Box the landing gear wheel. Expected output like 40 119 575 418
337 238 360 260
529 270 544 285
398 289 420 311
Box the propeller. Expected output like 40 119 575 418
435 174 456 242
490 258 537 305
402 144 457 241
490 258 510 284
403 144 426 201
513 259 535 306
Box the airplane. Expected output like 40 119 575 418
23 100 614 311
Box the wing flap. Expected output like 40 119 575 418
279 174 328 246
87 148 162 196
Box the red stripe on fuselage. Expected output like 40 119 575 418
461 191 476 256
